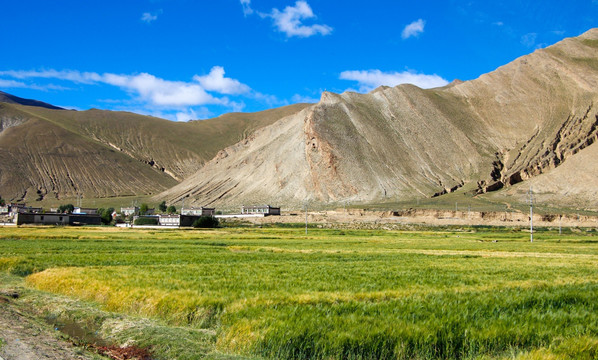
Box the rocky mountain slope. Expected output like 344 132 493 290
0 97 308 202
159 29 598 208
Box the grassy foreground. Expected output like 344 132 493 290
1 226 598 359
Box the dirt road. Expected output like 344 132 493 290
0 294 102 360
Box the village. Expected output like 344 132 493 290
0 202 281 227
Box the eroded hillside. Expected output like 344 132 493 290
159 28 598 208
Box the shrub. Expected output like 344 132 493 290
167 205 177 214
98 207 115 225
134 217 159 226
192 216 219 228
159 201 167 213
58 204 75 214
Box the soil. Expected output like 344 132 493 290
239 208 598 229
0 294 102 360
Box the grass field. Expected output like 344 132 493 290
1 225 597 359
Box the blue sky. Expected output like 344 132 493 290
1 1 597 121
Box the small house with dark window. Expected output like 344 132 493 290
241 205 281 216
158 214 180 227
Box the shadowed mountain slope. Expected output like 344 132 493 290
159 29 598 208
0 91 63 110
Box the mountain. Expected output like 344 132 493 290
0 100 309 202
158 28 598 209
0 91 63 110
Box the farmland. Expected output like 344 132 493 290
1 225 598 359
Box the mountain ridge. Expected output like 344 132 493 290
0 90 63 110
2 29 598 210
157 28 598 209
0 99 309 202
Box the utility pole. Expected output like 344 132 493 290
304 201 308 235
527 186 534 242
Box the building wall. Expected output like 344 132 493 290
121 207 139 216
180 215 202 227
241 206 280 216
69 214 102 226
182 208 215 216
16 213 101 226
16 213 68 225
159 215 180 226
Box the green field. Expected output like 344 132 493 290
1 225 597 359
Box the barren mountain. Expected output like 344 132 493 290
0 100 308 202
159 29 598 208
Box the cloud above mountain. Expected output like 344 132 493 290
0 68 262 121
340 69 448 92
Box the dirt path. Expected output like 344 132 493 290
0 294 102 360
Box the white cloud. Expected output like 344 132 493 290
251 92 286 107
0 77 70 91
240 0 253 16
521 32 537 47
401 19 425 39
141 11 160 24
0 68 255 108
0 78 29 88
241 0 332 38
175 108 200 122
269 1 332 37
193 66 251 95
0 69 101 84
339 69 449 92
0 68 287 121
291 93 319 103
102 72 220 107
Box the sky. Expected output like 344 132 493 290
1 1 597 121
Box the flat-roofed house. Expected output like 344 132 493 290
73 207 98 214
15 213 101 226
181 207 215 216
9 204 42 215
158 214 180 227
121 207 139 216
241 205 281 216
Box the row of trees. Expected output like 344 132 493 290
56 202 178 217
